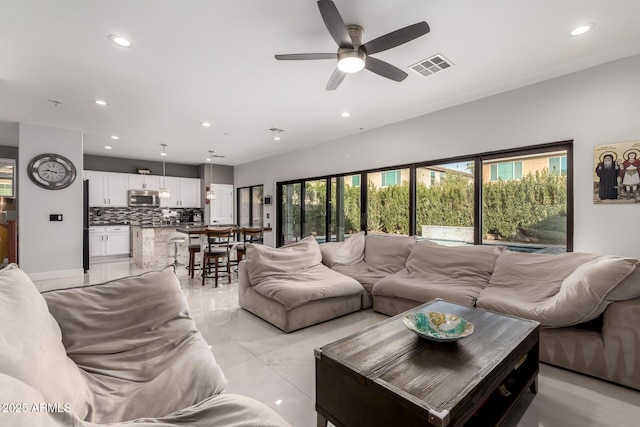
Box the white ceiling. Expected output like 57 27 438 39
2 0 640 166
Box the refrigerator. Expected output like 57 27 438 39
83 179 89 272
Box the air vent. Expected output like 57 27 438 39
210 154 226 158
265 127 285 134
409 54 453 77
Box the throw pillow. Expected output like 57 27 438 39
245 236 322 285
319 231 365 268
364 234 416 274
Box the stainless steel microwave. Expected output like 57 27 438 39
128 190 161 207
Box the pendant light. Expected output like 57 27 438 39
206 150 217 200
159 144 170 198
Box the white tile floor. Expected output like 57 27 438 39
35 259 640 427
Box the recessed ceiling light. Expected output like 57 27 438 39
206 157 212 162
273 136 281 141
108 34 132 47
104 145 112 150
94 99 108 106
110 135 119 140
570 23 595 36
201 122 211 127
341 111 351 118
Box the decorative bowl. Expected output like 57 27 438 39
402 311 474 342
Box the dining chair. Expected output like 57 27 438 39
236 227 264 262
202 227 233 286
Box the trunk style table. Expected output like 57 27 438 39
315 299 539 427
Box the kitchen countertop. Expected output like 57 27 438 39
130 222 205 229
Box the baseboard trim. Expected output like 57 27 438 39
28 269 84 281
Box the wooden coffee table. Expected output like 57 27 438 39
315 299 539 427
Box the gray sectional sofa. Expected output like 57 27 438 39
238 233 640 390
0 264 291 427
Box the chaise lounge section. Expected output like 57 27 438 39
0 264 291 427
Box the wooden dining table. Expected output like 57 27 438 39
175 224 241 236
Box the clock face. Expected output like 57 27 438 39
28 154 77 190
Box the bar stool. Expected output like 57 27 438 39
186 237 201 278
202 227 233 287
169 236 185 266
236 227 264 262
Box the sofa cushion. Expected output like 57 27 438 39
477 251 640 327
245 236 322 285
373 243 503 307
251 264 363 310
0 264 92 419
42 267 227 423
405 241 503 285
364 234 416 274
320 231 365 268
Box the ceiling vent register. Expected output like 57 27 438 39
410 54 453 77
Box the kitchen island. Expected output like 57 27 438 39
131 223 202 268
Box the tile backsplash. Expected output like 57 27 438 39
89 206 204 225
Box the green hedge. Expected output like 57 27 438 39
300 170 566 241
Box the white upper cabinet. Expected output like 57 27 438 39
179 177 201 208
84 171 129 207
85 171 200 208
129 174 160 191
160 177 201 208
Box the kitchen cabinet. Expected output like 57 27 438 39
129 174 160 191
84 171 129 207
160 177 201 208
89 226 130 256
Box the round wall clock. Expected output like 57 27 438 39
27 153 77 190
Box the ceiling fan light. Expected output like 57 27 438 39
338 52 365 73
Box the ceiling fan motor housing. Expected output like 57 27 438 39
338 25 366 73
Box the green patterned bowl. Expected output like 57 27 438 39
403 311 474 342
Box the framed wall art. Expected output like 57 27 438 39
594 141 640 203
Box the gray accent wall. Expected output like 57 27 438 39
18 124 83 278
234 53 640 258
84 154 200 178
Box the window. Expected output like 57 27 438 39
304 180 326 240
0 159 15 197
483 148 569 252
549 156 567 176
330 175 361 242
237 185 263 228
368 168 410 235
280 183 301 244
277 141 572 252
417 163 474 246
490 162 523 181
381 170 401 187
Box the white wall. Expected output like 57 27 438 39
235 54 640 258
18 124 84 278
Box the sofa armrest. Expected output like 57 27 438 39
42 267 228 422
603 297 640 346
238 260 251 304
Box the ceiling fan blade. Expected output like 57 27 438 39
275 53 337 60
317 0 353 49
365 57 408 82
361 21 430 55
326 68 347 90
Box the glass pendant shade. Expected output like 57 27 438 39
160 144 170 198
206 151 216 200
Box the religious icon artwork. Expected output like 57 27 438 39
594 141 640 203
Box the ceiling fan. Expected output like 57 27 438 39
275 0 430 90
